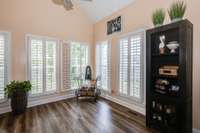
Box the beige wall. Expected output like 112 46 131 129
0 0 94 80
94 0 200 130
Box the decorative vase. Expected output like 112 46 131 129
159 48 165 54
159 35 166 54
11 89 28 114
166 41 179 53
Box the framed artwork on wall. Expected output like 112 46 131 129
107 16 122 35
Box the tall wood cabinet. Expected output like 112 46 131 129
146 20 193 133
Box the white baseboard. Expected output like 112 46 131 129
28 93 74 108
0 93 75 114
0 106 10 115
193 128 200 133
101 94 145 115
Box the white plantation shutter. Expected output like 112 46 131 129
80 45 89 75
96 41 111 91
130 34 144 98
30 39 43 94
0 32 10 100
61 42 71 90
27 35 58 95
46 41 57 92
118 30 145 102
119 38 129 95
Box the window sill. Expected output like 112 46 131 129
29 91 59 98
0 98 9 104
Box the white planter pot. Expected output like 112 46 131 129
171 18 183 23
154 24 163 28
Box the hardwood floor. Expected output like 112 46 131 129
0 98 156 133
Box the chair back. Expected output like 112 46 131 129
85 65 92 80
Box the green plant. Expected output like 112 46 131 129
152 9 165 26
4 81 31 98
168 1 186 20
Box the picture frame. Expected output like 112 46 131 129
107 16 122 35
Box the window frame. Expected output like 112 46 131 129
117 29 146 104
0 31 11 102
95 40 112 92
26 34 60 97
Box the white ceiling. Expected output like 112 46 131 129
74 0 135 23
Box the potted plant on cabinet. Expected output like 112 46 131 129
168 1 186 22
4 81 32 114
152 8 165 27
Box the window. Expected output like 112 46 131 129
27 35 59 95
70 42 89 89
118 30 145 102
62 41 89 90
96 41 111 91
0 32 10 100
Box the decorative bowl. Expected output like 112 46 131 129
167 41 179 53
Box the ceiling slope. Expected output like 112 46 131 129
75 0 134 23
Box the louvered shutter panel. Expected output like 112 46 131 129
0 33 9 99
96 44 101 79
0 35 5 99
96 44 102 88
101 43 108 90
70 43 80 89
119 38 129 95
96 41 111 91
130 32 144 99
69 43 89 89
46 41 57 92
30 39 43 94
80 45 89 75
62 42 71 90
107 42 112 91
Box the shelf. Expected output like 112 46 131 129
154 89 180 97
153 75 178 79
152 53 179 57
152 93 180 103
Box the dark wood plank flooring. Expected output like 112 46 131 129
0 98 156 133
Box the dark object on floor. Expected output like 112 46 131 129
4 80 31 114
11 89 28 114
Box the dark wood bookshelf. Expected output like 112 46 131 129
146 20 193 133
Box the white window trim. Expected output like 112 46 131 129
0 31 11 103
116 29 146 104
95 40 112 93
26 34 60 97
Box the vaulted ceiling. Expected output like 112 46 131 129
75 0 135 23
